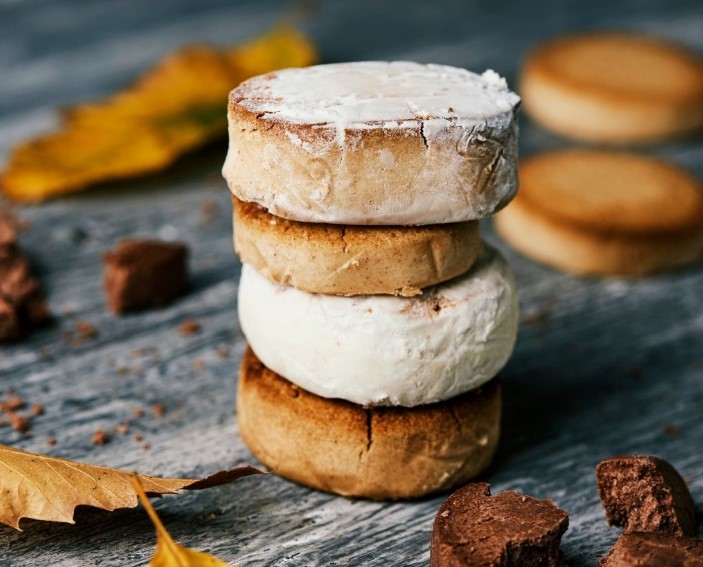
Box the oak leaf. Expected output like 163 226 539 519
133 475 230 566
1 26 317 201
0 443 264 530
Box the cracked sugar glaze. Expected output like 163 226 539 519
231 61 520 143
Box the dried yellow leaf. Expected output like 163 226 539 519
1 27 317 201
132 475 230 567
0 443 264 530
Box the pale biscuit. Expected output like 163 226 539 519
223 62 520 225
495 150 703 275
521 32 703 142
237 347 501 500
233 197 481 296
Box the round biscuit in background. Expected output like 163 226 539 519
494 150 703 276
236 347 501 500
233 197 482 297
520 32 703 143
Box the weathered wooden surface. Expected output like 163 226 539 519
0 0 702 565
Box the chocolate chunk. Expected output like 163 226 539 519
431 483 569 567
596 455 697 536
600 532 703 567
103 239 188 314
0 215 51 342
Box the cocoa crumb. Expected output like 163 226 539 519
177 318 201 336
133 433 144 442
116 422 130 435
192 358 205 371
31 404 44 416
75 320 97 339
152 403 166 417
662 424 682 437
133 408 145 419
92 428 109 445
8 412 30 433
0 395 25 412
140 443 151 451
216 346 230 358
199 200 219 225
46 437 57 446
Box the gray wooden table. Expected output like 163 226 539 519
1 0 702 565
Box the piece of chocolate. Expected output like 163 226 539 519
600 532 703 567
0 215 51 342
103 239 188 314
431 483 569 567
596 455 697 536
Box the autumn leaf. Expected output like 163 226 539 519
133 475 230 567
1 26 317 202
0 443 265 530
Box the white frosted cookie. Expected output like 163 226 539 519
238 245 519 407
223 61 520 225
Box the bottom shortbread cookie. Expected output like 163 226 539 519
237 347 501 500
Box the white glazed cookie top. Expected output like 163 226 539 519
232 61 520 140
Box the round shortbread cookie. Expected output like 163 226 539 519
495 150 703 275
237 347 501 500
223 61 520 225
233 197 481 296
521 32 703 142
238 245 518 407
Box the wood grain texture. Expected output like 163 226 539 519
0 0 702 565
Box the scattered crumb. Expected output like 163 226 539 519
131 348 144 358
133 408 145 419
177 318 201 336
199 199 219 225
8 412 30 433
140 443 151 451
116 422 130 435
521 307 550 326
92 428 109 445
31 404 44 416
152 403 166 417
216 346 230 358
192 358 205 372
75 320 98 339
134 434 144 442
662 424 682 437
46 437 57 446
0 395 25 412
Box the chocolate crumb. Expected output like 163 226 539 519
431 483 568 567
662 424 682 437
140 443 151 451
133 408 145 419
152 403 166 417
30 404 44 416
103 239 188 314
0 395 25 412
8 412 31 433
596 455 697 536
75 320 97 339
0 214 52 342
192 358 205 371
46 437 57 446
177 318 201 336
116 422 130 435
134 433 144 442
600 532 703 567
216 346 230 358
92 428 109 445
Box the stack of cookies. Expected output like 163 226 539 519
223 61 521 499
